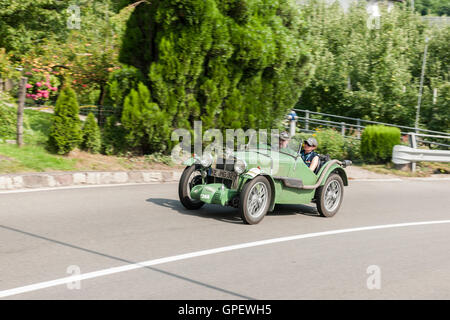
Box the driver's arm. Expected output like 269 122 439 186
309 156 319 172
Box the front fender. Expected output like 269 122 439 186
317 163 348 186
183 157 196 166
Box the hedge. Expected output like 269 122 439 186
360 125 400 163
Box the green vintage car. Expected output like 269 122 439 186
178 140 351 224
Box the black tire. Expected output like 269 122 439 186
178 165 205 210
315 173 344 217
239 176 272 225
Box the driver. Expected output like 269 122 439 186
300 137 319 172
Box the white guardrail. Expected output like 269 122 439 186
392 145 450 165
393 132 450 172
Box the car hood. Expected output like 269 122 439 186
233 149 294 176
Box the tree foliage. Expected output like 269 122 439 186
0 0 68 55
81 112 101 153
118 0 312 152
297 1 449 133
413 0 450 16
47 85 82 154
121 82 171 154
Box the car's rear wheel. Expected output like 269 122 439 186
315 173 344 217
178 165 205 210
240 176 271 225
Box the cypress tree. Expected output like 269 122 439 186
47 85 82 155
121 82 170 154
81 113 101 154
119 0 311 143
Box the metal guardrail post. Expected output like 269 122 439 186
305 110 309 131
288 110 297 137
341 122 345 136
409 133 417 172
356 119 361 138
408 132 418 149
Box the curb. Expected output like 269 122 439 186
0 170 448 191
0 170 184 191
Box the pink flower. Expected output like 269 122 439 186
50 87 58 91
36 82 42 87
25 72 32 75
26 84 32 89
26 93 32 98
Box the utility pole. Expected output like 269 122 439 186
415 36 429 133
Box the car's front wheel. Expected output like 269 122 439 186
240 176 272 225
178 165 205 210
315 173 344 217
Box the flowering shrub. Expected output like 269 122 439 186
293 128 346 160
25 71 60 104
0 48 20 79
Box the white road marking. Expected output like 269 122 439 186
405 177 450 181
1 219 450 298
0 182 178 194
350 178 403 182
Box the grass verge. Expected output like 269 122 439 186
362 162 450 177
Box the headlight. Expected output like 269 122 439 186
200 153 213 167
234 158 247 174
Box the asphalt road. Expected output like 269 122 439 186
0 179 449 299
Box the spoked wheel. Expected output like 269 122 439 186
178 165 205 210
240 176 271 225
315 173 344 217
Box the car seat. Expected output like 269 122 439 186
314 154 331 175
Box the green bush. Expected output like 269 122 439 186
104 65 145 119
344 137 362 163
361 125 401 163
0 98 16 140
292 128 346 159
47 85 82 155
101 115 128 155
121 82 171 154
81 113 101 153
314 129 346 160
119 0 312 145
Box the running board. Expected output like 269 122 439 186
273 176 304 189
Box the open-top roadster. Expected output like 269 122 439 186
178 140 351 224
